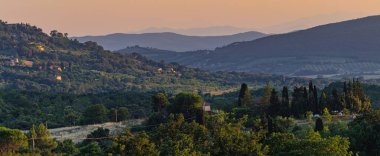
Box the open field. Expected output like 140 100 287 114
24 119 145 143
294 115 354 127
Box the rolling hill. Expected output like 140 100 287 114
0 21 305 93
118 16 380 77
72 31 267 52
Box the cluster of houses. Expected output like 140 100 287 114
309 110 356 119
157 67 182 76
44 65 64 81
5 57 63 81
7 58 34 67
36 45 45 52
29 42 45 52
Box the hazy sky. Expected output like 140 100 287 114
1 0 379 36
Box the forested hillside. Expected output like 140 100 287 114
2 20 380 156
0 90 153 129
119 16 380 77
0 21 306 93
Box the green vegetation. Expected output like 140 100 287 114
347 110 380 155
238 83 253 107
0 21 380 155
0 126 28 153
0 21 312 94
315 118 324 132
0 90 155 129
28 123 57 154
267 131 351 156
0 82 378 155
83 104 109 124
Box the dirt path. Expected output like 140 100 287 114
33 119 145 143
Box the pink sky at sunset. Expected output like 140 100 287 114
1 0 379 36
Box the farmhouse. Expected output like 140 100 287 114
22 60 33 67
157 68 163 73
202 102 212 114
56 75 62 81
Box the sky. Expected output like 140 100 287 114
1 0 380 36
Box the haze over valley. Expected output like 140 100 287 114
117 16 380 79
73 31 267 52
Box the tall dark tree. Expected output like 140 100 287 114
303 87 309 112
319 90 328 113
343 81 348 95
281 86 290 116
267 117 274 134
268 89 280 116
171 92 205 123
260 83 273 108
238 83 253 107
315 118 324 132
345 81 353 110
83 104 109 124
331 89 344 111
307 81 315 113
347 109 380 155
152 93 169 113
313 86 319 113
308 81 313 93
291 87 307 117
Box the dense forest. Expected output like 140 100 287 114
0 91 154 129
1 21 380 155
1 80 379 155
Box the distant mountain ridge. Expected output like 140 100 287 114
72 31 267 52
213 15 380 60
117 16 380 78
132 26 253 36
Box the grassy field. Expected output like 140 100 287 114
294 115 354 127
23 119 145 143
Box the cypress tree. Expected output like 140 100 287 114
332 89 340 111
343 81 348 95
344 81 352 110
303 87 308 113
308 81 313 94
268 88 280 116
319 90 328 113
356 79 365 100
291 87 306 117
260 82 273 107
238 83 253 107
315 118 324 132
308 81 315 112
313 86 319 113
281 86 290 116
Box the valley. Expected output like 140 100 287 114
116 16 380 80
1 3 380 155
